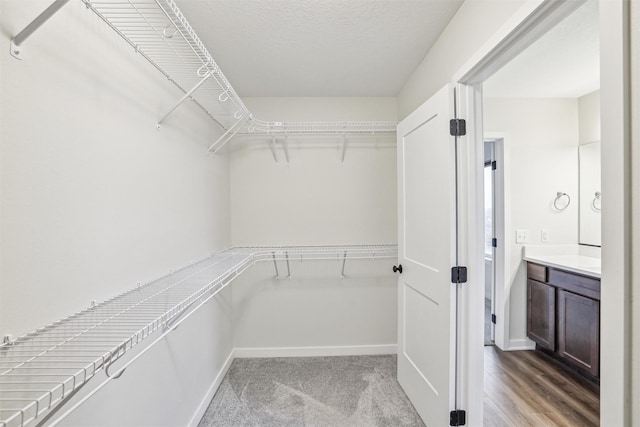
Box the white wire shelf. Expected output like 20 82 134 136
244 120 399 136
235 244 398 260
81 0 252 131
0 244 397 427
12 0 397 145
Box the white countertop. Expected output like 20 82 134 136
523 253 601 278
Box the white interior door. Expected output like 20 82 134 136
397 85 457 426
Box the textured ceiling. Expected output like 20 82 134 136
174 0 464 97
484 0 599 99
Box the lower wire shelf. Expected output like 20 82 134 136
0 244 397 427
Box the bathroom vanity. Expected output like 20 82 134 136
524 255 601 381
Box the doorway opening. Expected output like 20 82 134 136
483 140 495 346
475 0 601 424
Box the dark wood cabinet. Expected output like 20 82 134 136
527 279 555 351
557 289 600 376
526 262 600 380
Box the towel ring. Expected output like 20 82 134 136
592 191 601 211
553 192 570 211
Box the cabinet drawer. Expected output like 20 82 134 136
527 263 547 283
548 268 600 300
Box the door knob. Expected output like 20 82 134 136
393 264 403 274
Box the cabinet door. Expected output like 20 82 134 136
558 290 600 376
527 279 555 351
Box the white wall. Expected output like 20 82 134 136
230 97 398 353
483 98 579 347
231 97 397 246
578 90 601 145
1 1 232 425
233 260 397 356
397 0 527 119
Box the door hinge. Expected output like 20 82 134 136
492 238 497 248
451 266 468 284
449 119 466 136
450 409 466 426
492 314 497 324
491 160 497 170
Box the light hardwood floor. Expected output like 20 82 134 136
483 346 599 426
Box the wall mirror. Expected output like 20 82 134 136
579 141 601 246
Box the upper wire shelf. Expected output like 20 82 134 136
244 120 399 136
81 0 252 131
11 0 397 146
0 245 397 427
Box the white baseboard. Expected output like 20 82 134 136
188 350 235 427
234 344 397 358
506 338 536 351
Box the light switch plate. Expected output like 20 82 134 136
541 229 550 242
516 229 529 243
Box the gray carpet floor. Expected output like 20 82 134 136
198 355 425 427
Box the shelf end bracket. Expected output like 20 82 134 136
10 0 71 60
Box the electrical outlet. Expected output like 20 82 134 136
541 229 550 242
515 229 529 243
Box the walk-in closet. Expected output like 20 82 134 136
1 1 636 426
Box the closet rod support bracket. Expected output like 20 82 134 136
209 118 246 154
10 0 71 60
282 135 290 164
272 252 280 278
340 134 347 164
270 136 278 163
157 70 214 128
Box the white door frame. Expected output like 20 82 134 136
483 135 508 350
451 1 632 425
